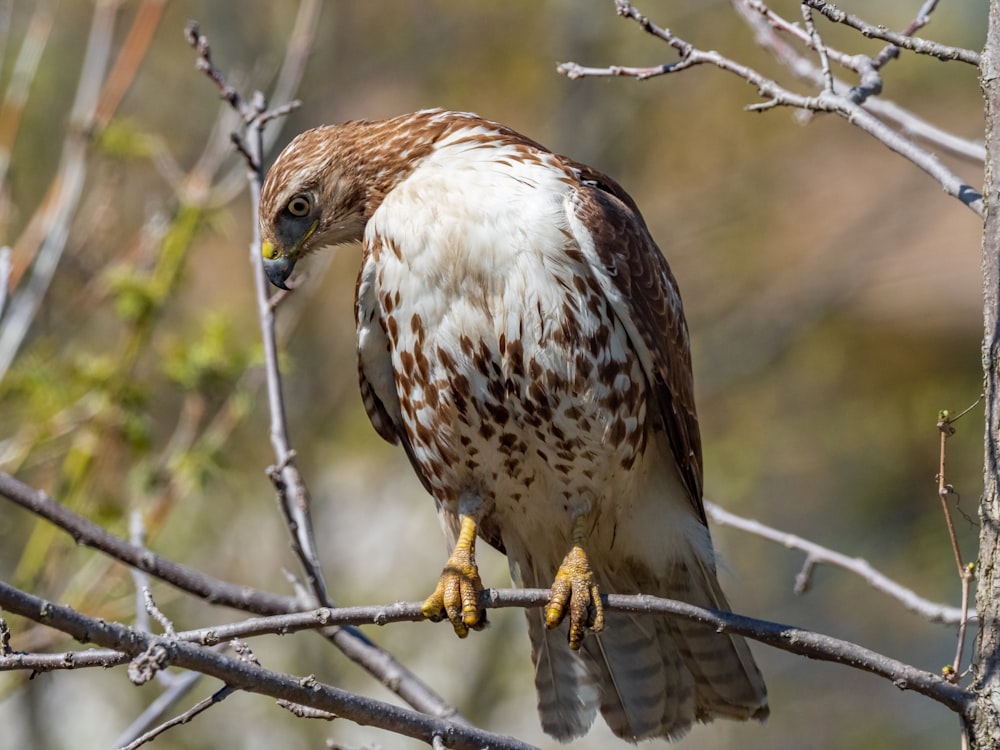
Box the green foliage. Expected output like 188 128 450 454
163 312 250 391
105 264 159 325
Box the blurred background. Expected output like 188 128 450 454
0 1 988 748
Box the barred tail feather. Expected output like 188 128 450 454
580 612 694 741
667 557 769 724
512 551 600 741
526 609 600 741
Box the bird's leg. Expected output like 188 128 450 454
422 513 486 637
545 512 605 650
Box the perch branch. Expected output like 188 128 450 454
0 582 975 719
0 582 537 750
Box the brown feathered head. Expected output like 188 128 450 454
258 111 461 288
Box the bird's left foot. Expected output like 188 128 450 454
545 543 605 650
421 514 487 637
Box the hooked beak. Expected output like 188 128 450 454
261 240 296 290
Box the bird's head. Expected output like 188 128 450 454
258 126 367 289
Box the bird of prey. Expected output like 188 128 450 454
259 109 768 741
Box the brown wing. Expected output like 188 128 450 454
567 164 705 521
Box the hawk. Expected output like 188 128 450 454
259 109 768 741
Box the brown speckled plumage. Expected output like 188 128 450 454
259 109 768 742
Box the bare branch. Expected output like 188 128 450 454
0 648 128 672
113 668 210 747
0 582 539 750
115 684 234 750
704 501 968 625
0 468 462 720
869 0 940 72
734 0 985 163
558 1 983 216
186 16 329 612
0 469 296 613
800 4 834 93
0 581 975 719
142 587 176 637
801 0 981 65
1 463 974 719
935 404 982 680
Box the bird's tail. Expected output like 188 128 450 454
518 554 767 742
654 556 769 728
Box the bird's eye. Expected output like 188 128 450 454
286 194 311 217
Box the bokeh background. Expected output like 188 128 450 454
0 1 989 748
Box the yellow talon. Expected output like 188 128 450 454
545 515 604 650
422 514 487 636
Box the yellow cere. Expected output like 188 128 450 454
261 240 277 260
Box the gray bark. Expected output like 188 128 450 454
975 2 1000 747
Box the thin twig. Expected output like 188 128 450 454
185 16 329 613
142 587 176 637
952 564 975 684
704 500 968 624
128 511 152 634
937 411 966 575
801 0 980 65
113 667 220 749
558 0 983 216
705 501 975 625
0 648 128 672
936 403 982 682
0 469 297 612
115 684 235 750
801 4 834 93
733 0 985 163
188 22 465 723
870 0 940 71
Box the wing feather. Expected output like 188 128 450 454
563 164 705 520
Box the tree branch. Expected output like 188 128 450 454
734 0 985 163
0 582 538 750
0 582 975 719
704 501 969 625
0 467 463 720
557 0 983 217
801 0 981 66
0 469 295 613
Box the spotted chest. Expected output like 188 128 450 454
356 144 650 534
